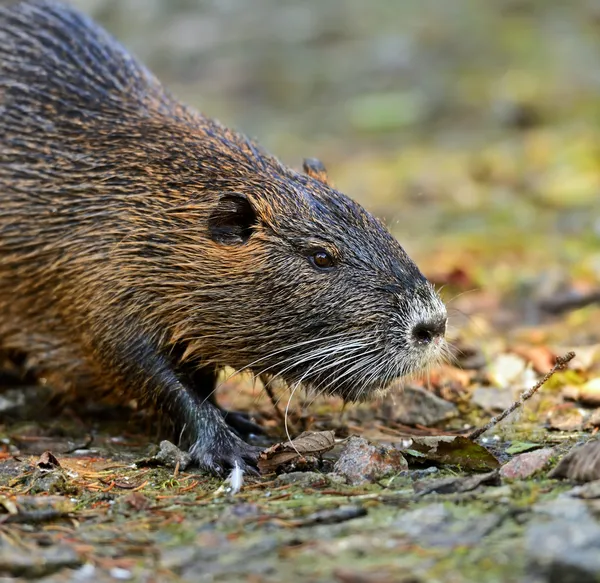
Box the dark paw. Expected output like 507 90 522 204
190 429 262 477
220 409 265 438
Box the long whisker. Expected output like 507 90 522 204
309 347 383 405
269 341 373 408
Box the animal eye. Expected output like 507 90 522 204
310 249 335 270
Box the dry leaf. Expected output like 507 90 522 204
258 430 335 473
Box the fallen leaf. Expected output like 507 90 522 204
36 451 61 471
549 440 600 482
258 430 335 473
403 436 499 472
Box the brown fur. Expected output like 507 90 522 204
0 1 447 473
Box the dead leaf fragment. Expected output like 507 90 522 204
36 451 61 471
549 440 600 483
258 430 335 473
404 436 499 472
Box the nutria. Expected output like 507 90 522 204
0 0 447 474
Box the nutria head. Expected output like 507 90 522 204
0 0 447 405
148 140 448 402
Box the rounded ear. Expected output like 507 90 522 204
303 158 330 186
208 194 258 245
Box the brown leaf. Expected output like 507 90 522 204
36 451 61 471
258 430 335 473
549 440 600 483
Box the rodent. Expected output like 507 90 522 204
0 0 448 474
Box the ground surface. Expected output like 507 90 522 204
1 1 600 582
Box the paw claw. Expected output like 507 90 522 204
190 434 262 477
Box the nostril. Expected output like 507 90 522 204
411 317 446 345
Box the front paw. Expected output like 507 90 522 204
189 428 262 476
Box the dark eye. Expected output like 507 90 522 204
309 249 335 270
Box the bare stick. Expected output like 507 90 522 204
469 351 576 440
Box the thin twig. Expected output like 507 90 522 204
469 351 576 440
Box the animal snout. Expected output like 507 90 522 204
411 316 446 345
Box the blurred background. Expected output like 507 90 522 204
73 0 600 342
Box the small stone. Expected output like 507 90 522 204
547 407 585 432
28 471 71 495
389 386 458 426
393 503 501 548
109 567 133 580
275 471 327 487
154 440 192 471
532 498 592 522
500 448 554 479
563 480 600 499
471 386 514 412
526 518 600 581
0 544 81 578
585 409 600 429
333 436 407 485
414 470 500 495
488 353 528 388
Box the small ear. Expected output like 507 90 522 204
208 194 257 245
303 158 330 185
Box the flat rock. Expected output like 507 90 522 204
0 543 81 578
333 436 407 485
471 386 514 412
391 386 458 426
393 503 501 548
532 498 592 522
500 447 554 479
414 470 500 495
275 471 328 487
547 407 586 432
526 517 600 582
563 480 600 499
153 440 192 471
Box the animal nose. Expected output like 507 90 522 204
411 317 446 345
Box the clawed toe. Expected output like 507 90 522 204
190 432 263 477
